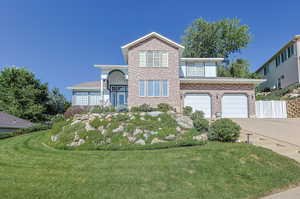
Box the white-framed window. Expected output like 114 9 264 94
139 80 145 97
186 62 205 77
139 51 168 67
138 80 169 97
162 80 168 97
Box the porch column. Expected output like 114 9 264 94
100 78 104 101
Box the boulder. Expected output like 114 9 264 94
175 115 193 129
192 133 208 141
147 111 163 117
98 126 104 131
165 134 177 140
67 138 85 147
112 125 124 133
176 126 182 132
127 136 136 143
85 123 95 131
149 131 158 135
151 138 166 144
140 112 146 116
133 129 143 136
71 120 81 126
51 134 59 142
135 139 145 145
74 132 80 141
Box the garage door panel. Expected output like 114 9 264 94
222 94 248 118
184 94 211 118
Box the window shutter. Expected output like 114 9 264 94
161 52 168 67
139 52 146 67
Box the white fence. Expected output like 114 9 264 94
256 101 287 118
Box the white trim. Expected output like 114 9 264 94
94 65 128 69
121 32 185 50
180 78 266 85
121 32 184 64
180 58 224 62
66 87 101 90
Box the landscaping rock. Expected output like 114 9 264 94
147 111 163 117
74 132 80 141
85 123 95 131
165 134 177 140
135 139 145 145
98 126 104 131
51 134 59 142
192 133 208 141
175 115 193 129
68 138 85 147
112 125 124 133
149 131 158 135
71 120 81 126
176 126 182 132
127 136 136 143
133 129 143 136
140 112 146 116
151 138 165 144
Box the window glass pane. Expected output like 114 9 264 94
147 80 154 96
146 51 154 67
153 51 160 67
161 52 168 67
187 62 204 76
89 92 100 96
139 80 145 96
154 80 160 96
162 80 168 97
139 52 146 67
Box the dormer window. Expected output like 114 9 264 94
139 51 168 67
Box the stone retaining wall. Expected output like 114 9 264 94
287 98 300 118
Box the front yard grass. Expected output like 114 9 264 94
1 131 300 199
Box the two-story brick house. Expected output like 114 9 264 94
68 32 264 118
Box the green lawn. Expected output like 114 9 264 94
1 131 300 199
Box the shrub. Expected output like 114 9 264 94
191 111 204 120
131 104 153 112
50 114 65 124
157 103 173 112
14 123 52 135
90 118 109 129
208 119 241 142
183 106 193 116
116 105 128 113
193 118 209 133
64 106 87 118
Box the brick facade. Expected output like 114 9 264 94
127 37 181 111
180 83 256 118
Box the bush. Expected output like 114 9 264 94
14 123 52 135
193 118 209 133
191 111 204 120
90 106 116 114
156 103 173 112
208 119 241 142
50 114 65 124
64 106 88 118
116 105 128 113
130 104 153 112
183 106 193 116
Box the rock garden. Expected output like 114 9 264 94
47 103 241 150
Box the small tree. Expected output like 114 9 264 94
46 88 71 115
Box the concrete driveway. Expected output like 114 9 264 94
233 118 300 147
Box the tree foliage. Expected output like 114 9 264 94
46 88 71 115
217 59 261 79
0 67 49 121
0 67 70 122
182 18 251 58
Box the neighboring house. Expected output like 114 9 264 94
256 35 300 89
68 32 264 118
0 112 33 132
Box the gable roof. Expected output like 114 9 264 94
121 32 185 63
66 81 106 90
0 112 33 129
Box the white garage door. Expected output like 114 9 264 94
222 94 248 118
184 94 211 118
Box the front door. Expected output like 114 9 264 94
117 92 126 106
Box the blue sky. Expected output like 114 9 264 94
0 0 299 99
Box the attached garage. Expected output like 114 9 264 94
222 94 248 118
184 94 211 118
